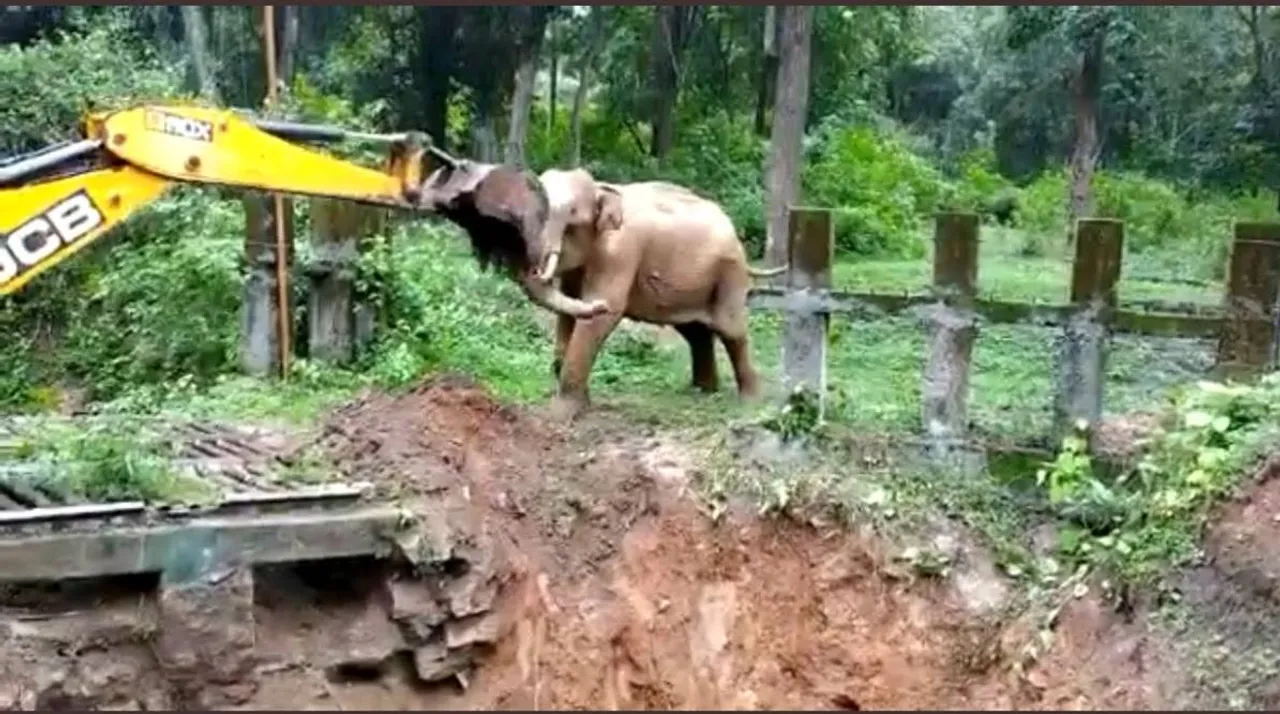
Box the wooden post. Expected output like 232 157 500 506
264 5 292 379
307 199 385 363
921 213 980 452
239 195 294 376
1052 218 1123 448
781 208 833 416
1216 222 1280 378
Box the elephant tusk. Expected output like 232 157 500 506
538 250 561 282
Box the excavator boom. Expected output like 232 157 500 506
0 103 454 296
0 165 170 295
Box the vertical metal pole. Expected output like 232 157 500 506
264 5 291 379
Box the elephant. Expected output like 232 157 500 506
417 161 783 421
534 168 785 420
416 159 610 320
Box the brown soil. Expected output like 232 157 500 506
3 373 1276 710
270 374 1165 710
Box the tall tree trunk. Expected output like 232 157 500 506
754 6 779 137
548 22 559 133
180 5 220 102
649 7 677 159
414 7 460 151
763 5 813 268
568 9 608 167
277 5 300 85
472 115 500 163
647 7 700 160
504 9 550 167
505 50 539 167
1065 29 1105 248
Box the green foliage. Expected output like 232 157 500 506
0 19 184 155
804 122 946 258
663 117 768 254
949 146 1017 215
1017 168 1071 246
1017 168 1280 277
1035 378 1280 585
760 385 825 442
56 191 244 402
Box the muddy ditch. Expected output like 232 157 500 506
0 373 1278 710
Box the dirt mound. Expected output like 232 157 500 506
318 373 660 581
293 374 1166 710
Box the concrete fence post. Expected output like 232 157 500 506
1052 218 1123 449
307 199 386 364
781 207 834 417
239 194 294 377
921 212 980 454
1216 222 1280 378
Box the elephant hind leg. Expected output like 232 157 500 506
674 322 719 392
707 270 760 399
718 332 760 399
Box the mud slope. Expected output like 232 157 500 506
288 373 1165 711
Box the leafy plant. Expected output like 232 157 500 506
760 385 825 442
804 122 946 258
1036 377 1280 585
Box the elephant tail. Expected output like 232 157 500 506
747 263 788 278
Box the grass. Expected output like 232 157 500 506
832 225 1224 306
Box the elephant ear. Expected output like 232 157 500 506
595 185 624 233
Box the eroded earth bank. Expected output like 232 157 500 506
3 374 1280 710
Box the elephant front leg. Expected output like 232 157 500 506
551 308 622 422
551 271 633 422
552 270 584 379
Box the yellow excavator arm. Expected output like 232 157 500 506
0 103 453 295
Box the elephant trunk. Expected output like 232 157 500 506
535 203 569 283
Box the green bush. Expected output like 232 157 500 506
663 117 767 256
948 146 1018 217
0 19 185 156
1019 168 1280 278
56 190 245 401
804 123 945 258
1017 168 1070 243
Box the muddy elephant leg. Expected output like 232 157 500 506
552 309 622 421
550 266 636 422
674 322 719 392
552 270 585 379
